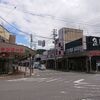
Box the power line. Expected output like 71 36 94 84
0 16 29 35
5 6 17 17
0 16 54 40
1 4 100 41
35 34 53 39
1 4 100 28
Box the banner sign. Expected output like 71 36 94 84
0 47 24 53
65 38 83 53
65 36 100 54
86 36 100 50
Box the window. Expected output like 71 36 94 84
59 51 61 55
59 43 61 47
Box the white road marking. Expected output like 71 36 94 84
46 78 60 83
60 91 66 94
85 85 97 87
74 82 88 86
74 79 84 84
26 78 47 82
74 86 85 89
8 78 28 82
74 79 89 89
73 79 100 91
7 77 61 83
7 78 47 82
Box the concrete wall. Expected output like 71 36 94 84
59 28 83 43
0 26 10 40
9 35 16 44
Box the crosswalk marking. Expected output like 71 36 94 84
7 77 62 83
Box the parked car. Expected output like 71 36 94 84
38 64 46 70
33 62 40 69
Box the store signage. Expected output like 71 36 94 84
86 36 100 50
89 51 100 56
0 47 24 53
65 38 83 54
65 36 100 54
66 46 83 53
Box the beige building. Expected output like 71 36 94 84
59 27 83 43
0 25 10 41
0 25 16 44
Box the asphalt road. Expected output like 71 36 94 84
0 70 100 100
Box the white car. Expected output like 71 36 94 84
38 64 46 70
33 62 40 69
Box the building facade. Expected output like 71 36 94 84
46 27 100 73
65 36 100 72
0 25 16 44
0 25 35 74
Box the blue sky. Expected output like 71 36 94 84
4 23 30 46
0 0 100 49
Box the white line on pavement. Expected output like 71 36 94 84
74 86 85 89
60 91 66 94
46 78 60 83
7 78 47 82
74 79 84 84
8 78 28 82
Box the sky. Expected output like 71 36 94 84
0 0 100 49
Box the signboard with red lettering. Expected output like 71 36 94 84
89 51 100 56
0 47 24 53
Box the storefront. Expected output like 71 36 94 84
0 42 35 74
64 36 100 72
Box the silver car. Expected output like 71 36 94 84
38 64 46 70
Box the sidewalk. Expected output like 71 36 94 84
0 67 35 80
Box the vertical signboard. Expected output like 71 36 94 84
86 36 100 50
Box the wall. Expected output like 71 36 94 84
9 35 16 44
59 28 83 43
0 26 10 41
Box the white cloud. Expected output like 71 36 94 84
0 0 100 49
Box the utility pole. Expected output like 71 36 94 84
30 34 33 49
89 56 92 73
53 29 57 70
33 33 37 50
29 34 33 76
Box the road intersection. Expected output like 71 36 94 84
0 70 100 100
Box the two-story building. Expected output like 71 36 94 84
0 25 35 74
46 28 84 70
